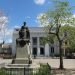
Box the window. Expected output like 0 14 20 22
32 37 37 45
32 47 37 55
40 47 45 55
51 47 54 53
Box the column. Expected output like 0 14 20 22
45 43 49 57
27 43 32 58
37 37 40 56
30 38 32 56
27 43 30 55
12 34 17 57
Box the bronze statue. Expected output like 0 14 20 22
19 22 30 39
16 22 30 47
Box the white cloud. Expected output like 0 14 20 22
34 0 46 5
37 13 49 27
0 16 8 31
0 15 13 43
6 39 12 43
14 25 20 29
0 39 3 43
73 14 75 17
25 16 31 19
0 28 13 43
6 29 13 36
0 29 13 36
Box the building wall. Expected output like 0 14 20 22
12 27 59 57
0 44 2 53
12 29 19 56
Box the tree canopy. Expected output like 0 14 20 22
0 11 8 43
37 0 75 69
37 0 75 48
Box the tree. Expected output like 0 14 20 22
37 0 75 69
0 11 8 43
60 25 75 53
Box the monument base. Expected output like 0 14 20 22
16 44 29 58
13 58 29 64
12 43 32 64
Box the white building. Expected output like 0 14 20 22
12 27 59 57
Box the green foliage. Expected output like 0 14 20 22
38 0 75 50
60 26 75 50
47 0 72 24
0 69 16 75
46 34 56 44
40 35 55 44
0 70 5 75
39 37 46 45
0 69 8 75
37 0 75 69
33 64 51 75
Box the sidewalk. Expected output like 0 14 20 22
32 58 75 69
0 58 12 68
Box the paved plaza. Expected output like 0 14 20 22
32 58 75 69
0 59 12 68
0 58 75 69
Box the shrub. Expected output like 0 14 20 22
33 63 52 75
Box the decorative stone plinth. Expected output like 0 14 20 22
16 43 29 58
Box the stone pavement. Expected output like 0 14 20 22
32 58 75 75
0 58 12 68
51 69 75 75
0 58 75 69
32 58 75 69
0 58 75 75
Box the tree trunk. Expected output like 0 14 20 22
59 40 63 69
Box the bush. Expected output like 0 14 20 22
33 63 52 75
0 69 9 75
0 68 16 75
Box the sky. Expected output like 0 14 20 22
0 0 50 28
0 0 75 43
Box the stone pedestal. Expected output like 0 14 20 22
12 38 31 64
16 44 29 58
14 44 29 64
14 58 29 64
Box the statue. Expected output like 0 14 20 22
16 22 30 47
14 22 32 65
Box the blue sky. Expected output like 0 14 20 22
0 0 49 28
0 0 75 27
0 0 75 43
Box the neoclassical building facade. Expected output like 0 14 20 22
12 27 59 57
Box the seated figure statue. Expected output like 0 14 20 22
19 22 26 39
16 22 30 47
